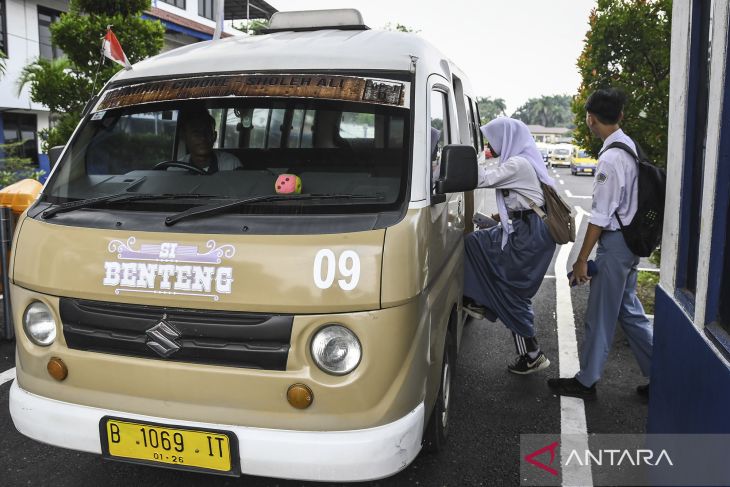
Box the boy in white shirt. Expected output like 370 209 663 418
548 89 653 399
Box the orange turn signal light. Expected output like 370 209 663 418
287 383 313 409
47 357 68 381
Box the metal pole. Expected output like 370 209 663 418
213 0 225 40
0 207 13 340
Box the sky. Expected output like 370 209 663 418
266 0 597 114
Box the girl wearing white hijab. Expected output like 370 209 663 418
463 117 557 374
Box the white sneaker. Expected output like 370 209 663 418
463 303 487 320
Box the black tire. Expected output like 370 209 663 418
423 330 455 453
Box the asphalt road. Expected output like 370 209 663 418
0 167 652 486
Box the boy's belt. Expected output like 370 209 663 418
509 206 546 220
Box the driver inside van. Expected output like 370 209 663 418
178 107 242 173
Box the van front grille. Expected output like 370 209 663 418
60 298 293 370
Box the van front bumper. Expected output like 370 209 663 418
9 380 424 482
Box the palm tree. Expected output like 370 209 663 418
476 97 507 123
528 97 553 126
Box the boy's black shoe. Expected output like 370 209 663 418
637 383 650 398
547 377 597 399
508 352 550 375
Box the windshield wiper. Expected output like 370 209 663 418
164 193 385 227
42 193 215 219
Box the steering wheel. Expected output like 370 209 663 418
153 160 207 175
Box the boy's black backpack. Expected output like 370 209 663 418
601 140 666 257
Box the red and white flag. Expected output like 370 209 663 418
102 27 131 70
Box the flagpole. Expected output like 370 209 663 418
213 0 225 40
90 26 110 100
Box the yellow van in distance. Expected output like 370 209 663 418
571 149 598 176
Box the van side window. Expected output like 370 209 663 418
430 90 450 186
464 95 478 151
237 107 315 149
301 110 315 148
249 108 269 148
471 100 484 151
268 108 286 148
222 109 240 148
340 112 374 139
288 108 315 148
388 117 404 149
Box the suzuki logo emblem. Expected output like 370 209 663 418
145 319 181 358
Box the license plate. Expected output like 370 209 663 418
582 168 593 173
100 417 239 475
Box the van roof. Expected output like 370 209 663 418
111 29 451 84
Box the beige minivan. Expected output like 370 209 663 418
9 9 486 481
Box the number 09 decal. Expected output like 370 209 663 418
313 249 361 291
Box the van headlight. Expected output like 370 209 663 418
311 325 361 375
23 302 57 346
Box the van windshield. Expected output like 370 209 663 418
43 98 409 215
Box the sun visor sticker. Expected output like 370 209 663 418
94 75 409 112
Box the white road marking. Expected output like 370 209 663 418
564 189 592 199
559 180 565 185
0 367 16 387
555 206 593 486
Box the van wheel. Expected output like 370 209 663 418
423 330 455 453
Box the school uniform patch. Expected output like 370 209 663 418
596 172 608 184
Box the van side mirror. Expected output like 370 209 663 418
49 146 65 168
434 145 478 195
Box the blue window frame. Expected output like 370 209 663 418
706 28 730 333
676 0 714 307
719 209 730 328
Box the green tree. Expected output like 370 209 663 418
476 97 507 123
383 22 420 33
235 19 269 36
18 0 165 153
0 142 45 188
573 0 671 166
512 95 574 127
0 50 6 78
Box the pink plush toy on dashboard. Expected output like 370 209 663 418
275 174 302 194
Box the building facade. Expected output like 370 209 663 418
145 0 276 51
0 0 69 175
648 0 730 433
0 0 276 180
527 124 572 144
